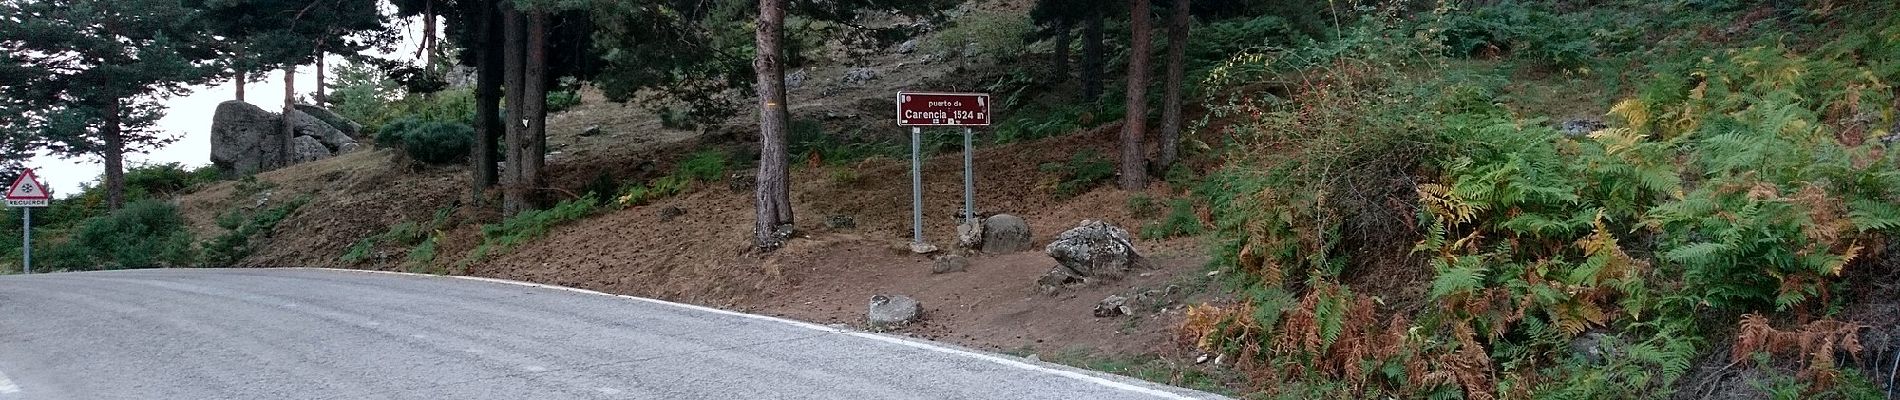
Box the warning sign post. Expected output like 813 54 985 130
7 169 50 274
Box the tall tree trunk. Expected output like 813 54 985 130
1052 19 1073 84
1158 0 1189 175
522 12 549 210
235 70 247 101
283 65 296 110
754 0 794 250
101 100 125 210
1119 0 1152 190
500 4 527 216
1081 11 1106 100
471 0 503 201
315 51 327 107
423 1 437 74
280 65 297 169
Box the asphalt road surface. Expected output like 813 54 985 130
0 268 1229 400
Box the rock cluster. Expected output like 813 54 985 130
211 101 361 176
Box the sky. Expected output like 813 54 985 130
25 11 429 198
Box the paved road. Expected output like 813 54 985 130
0 268 1227 400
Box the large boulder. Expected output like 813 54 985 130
867 294 922 329
210 101 284 176
293 104 363 140
285 108 355 154
1044 220 1145 280
289 136 332 164
981 214 1033 254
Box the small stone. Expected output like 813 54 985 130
1094 295 1130 317
843 68 878 85
1558 118 1607 137
932 255 969 274
909 242 939 255
957 218 985 250
657 206 685 222
896 39 918 54
581 125 602 137
787 69 809 89
867 294 922 329
1036 267 1079 295
1025 354 1041 362
824 215 856 230
981 214 1032 254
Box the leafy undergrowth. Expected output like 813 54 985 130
1182 2 1900 398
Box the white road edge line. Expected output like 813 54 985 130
310 268 1209 400
0 368 21 394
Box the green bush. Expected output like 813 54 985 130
546 89 582 113
926 11 1032 59
377 117 474 165
1142 199 1203 239
1428 3 1599 68
676 150 730 182
123 163 222 198
45 200 196 269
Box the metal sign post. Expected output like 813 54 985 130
963 127 974 225
911 126 924 247
20 208 28 274
896 92 991 251
6 169 52 274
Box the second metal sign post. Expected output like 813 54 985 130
896 92 991 251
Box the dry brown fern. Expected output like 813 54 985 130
1732 313 1870 391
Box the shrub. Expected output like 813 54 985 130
926 11 1032 60
123 163 221 198
1427 2 1599 68
48 200 196 269
377 117 474 165
1142 199 1203 239
676 150 730 183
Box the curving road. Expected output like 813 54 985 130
0 268 1227 400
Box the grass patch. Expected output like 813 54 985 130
204 196 312 266
461 195 599 265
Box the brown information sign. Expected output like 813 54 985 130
896 92 990 126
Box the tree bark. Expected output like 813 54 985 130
279 65 297 170
315 51 327 107
522 11 549 210
283 65 296 110
1081 11 1106 100
471 0 502 201
101 100 125 210
1119 0 1151 190
1052 19 1073 84
754 0 794 250
1157 0 1189 175
423 0 436 74
235 70 247 101
500 3 527 216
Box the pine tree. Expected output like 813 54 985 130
1119 0 1153 190
0 0 220 209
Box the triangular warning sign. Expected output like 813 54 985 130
6 169 50 200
